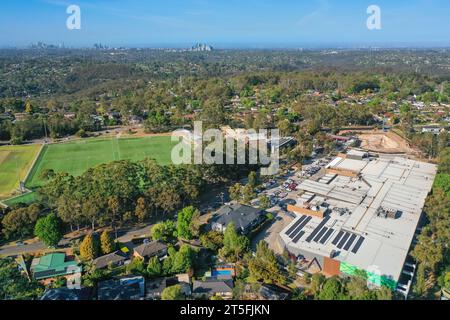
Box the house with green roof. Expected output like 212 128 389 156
31 252 81 281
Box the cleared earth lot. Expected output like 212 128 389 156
356 131 417 155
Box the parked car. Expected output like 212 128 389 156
285 211 296 218
269 196 279 206
278 192 288 199
280 199 296 210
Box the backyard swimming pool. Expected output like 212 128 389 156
212 269 233 277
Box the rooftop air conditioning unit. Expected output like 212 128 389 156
377 206 399 219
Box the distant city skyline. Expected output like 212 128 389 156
1 0 450 48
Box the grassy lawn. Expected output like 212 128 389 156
3 192 39 207
0 144 41 199
26 136 177 189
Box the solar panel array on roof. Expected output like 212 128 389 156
331 231 343 245
351 237 365 254
313 227 328 242
293 231 305 243
289 216 312 240
305 216 330 242
280 156 438 285
286 216 305 236
34 269 58 278
344 234 357 251
337 232 350 249
329 230 365 252
319 228 334 244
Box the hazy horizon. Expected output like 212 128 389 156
2 43 450 50
1 0 450 48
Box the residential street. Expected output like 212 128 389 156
0 241 53 257
0 224 155 257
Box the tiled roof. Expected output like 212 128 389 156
193 278 234 295
98 276 145 300
214 204 262 230
93 251 127 269
134 240 167 258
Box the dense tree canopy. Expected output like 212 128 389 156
1 204 41 240
176 206 201 240
146 256 162 277
219 222 249 262
248 241 286 285
161 284 184 300
34 213 62 247
100 230 116 255
151 221 177 243
411 147 450 297
80 234 100 261
0 257 43 300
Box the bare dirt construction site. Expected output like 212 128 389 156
339 130 419 155
358 131 417 155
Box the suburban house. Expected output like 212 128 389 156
175 273 192 296
98 275 145 300
13 113 28 122
63 112 76 119
133 240 168 261
192 278 234 299
421 125 447 135
106 111 121 121
90 114 105 126
145 278 167 300
92 250 128 270
258 284 290 300
211 204 266 235
128 115 144 125
40 287 92 300
30 252 81 284
145 274 191 300
0 111 14 121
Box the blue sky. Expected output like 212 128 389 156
1 0 449 47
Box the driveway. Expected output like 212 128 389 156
251 208 294 255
